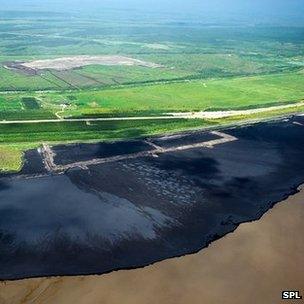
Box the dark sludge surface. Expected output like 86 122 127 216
52 140 153 166
150 130 219 149
0 117 303 280
19 149 47 175
292 114 304 125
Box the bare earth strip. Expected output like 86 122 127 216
1 101 303 124
168 101 304 119
20 55 163 71
0 187 303 304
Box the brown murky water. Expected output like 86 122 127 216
1 187 303 304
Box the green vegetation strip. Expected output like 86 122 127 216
1 72 302 120
48 72 304 115
0 145 24 172
0 119 212 144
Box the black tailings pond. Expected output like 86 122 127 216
0 116 304 280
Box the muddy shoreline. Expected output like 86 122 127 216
1 186 303 304
0 116 303 280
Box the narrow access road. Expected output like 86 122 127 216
169 102 304 119
0 101 303 125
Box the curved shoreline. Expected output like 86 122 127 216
0 116 304 281
1 185 303 304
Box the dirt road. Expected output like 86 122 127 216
169 101 304 119
0 101 303 125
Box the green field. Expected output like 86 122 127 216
0 9 304 172
0 145 24 172
0 71 302 120
48 72 304 116
0 14 303 92
0 119 212 144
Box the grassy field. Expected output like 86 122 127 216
0 119 212 144
0 12 303 91
57 72 304 114
2 71 298 119
0 71 303 120
0 10 303 172
0 145 24 172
